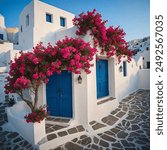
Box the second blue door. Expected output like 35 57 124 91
46 71 72 118
96 60 109 99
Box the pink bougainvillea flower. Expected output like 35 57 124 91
32 73 39 80
33 57 39 64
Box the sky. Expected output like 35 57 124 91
0 0 150 41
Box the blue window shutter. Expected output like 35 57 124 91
123 61 127 77
46 13 52 23
60 17 65 27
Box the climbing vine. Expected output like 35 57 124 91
73 9 132 62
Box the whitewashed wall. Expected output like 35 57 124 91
18 0 75 50
115 57 143 101
33 0 74 47
138 69 150 90
37 26 150 126
6 101 45 145
0 15 5 28
18 0 34 50
135 49 150 69
0 42 13 67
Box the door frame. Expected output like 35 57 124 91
46 71 74 118
95 57 116 100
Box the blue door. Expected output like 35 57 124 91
46 71 72 118
96 60 109 99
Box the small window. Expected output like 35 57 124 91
147 62 150 69
60 17 66 27
146 47 149 50
20 25 22 32
0 34 3 40
26 14 29 26
123 61 127 77
46 13 52 23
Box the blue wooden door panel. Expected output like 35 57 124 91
60 71 72 118
96 60 109 99
46 74 60 116
46 71 72 118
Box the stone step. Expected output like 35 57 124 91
38 125 86 150
45 123 68 134
45 116 71 127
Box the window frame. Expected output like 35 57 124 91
20 25 22 32
0 34 4 40
147 61 150 69
46 13 53 23
26 14 29 26
123 61 127 77
60 17 66 27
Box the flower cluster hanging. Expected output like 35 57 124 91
24 105 48 123
73 9 132 62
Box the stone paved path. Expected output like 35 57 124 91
0 101 37 150
0 89 149 150
53 90 150 150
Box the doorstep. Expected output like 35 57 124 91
45 116 71 134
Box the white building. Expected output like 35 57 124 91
0 14 14 72
18 0 74 50
4 0 150 148
129 36 150 69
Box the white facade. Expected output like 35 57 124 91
0 14 20 71
18 0 75 50
0 14 6 28
36 26 149 127
6 28 19 45
0 14 7 41
139 50 150 69
129 36 150 69
0 42 13 68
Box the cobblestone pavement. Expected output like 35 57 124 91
0 102 37 150
53 90 150 150
0 89 149 150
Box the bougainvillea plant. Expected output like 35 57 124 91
73 9 132 62
5 9 132 123
4 37 96 123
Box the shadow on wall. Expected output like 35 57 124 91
117 73 139 102
116 56 149 102
37 26 77 47
0 52 8 66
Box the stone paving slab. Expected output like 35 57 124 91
46 124 66 134
38 125 85 145
53 90 150 150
